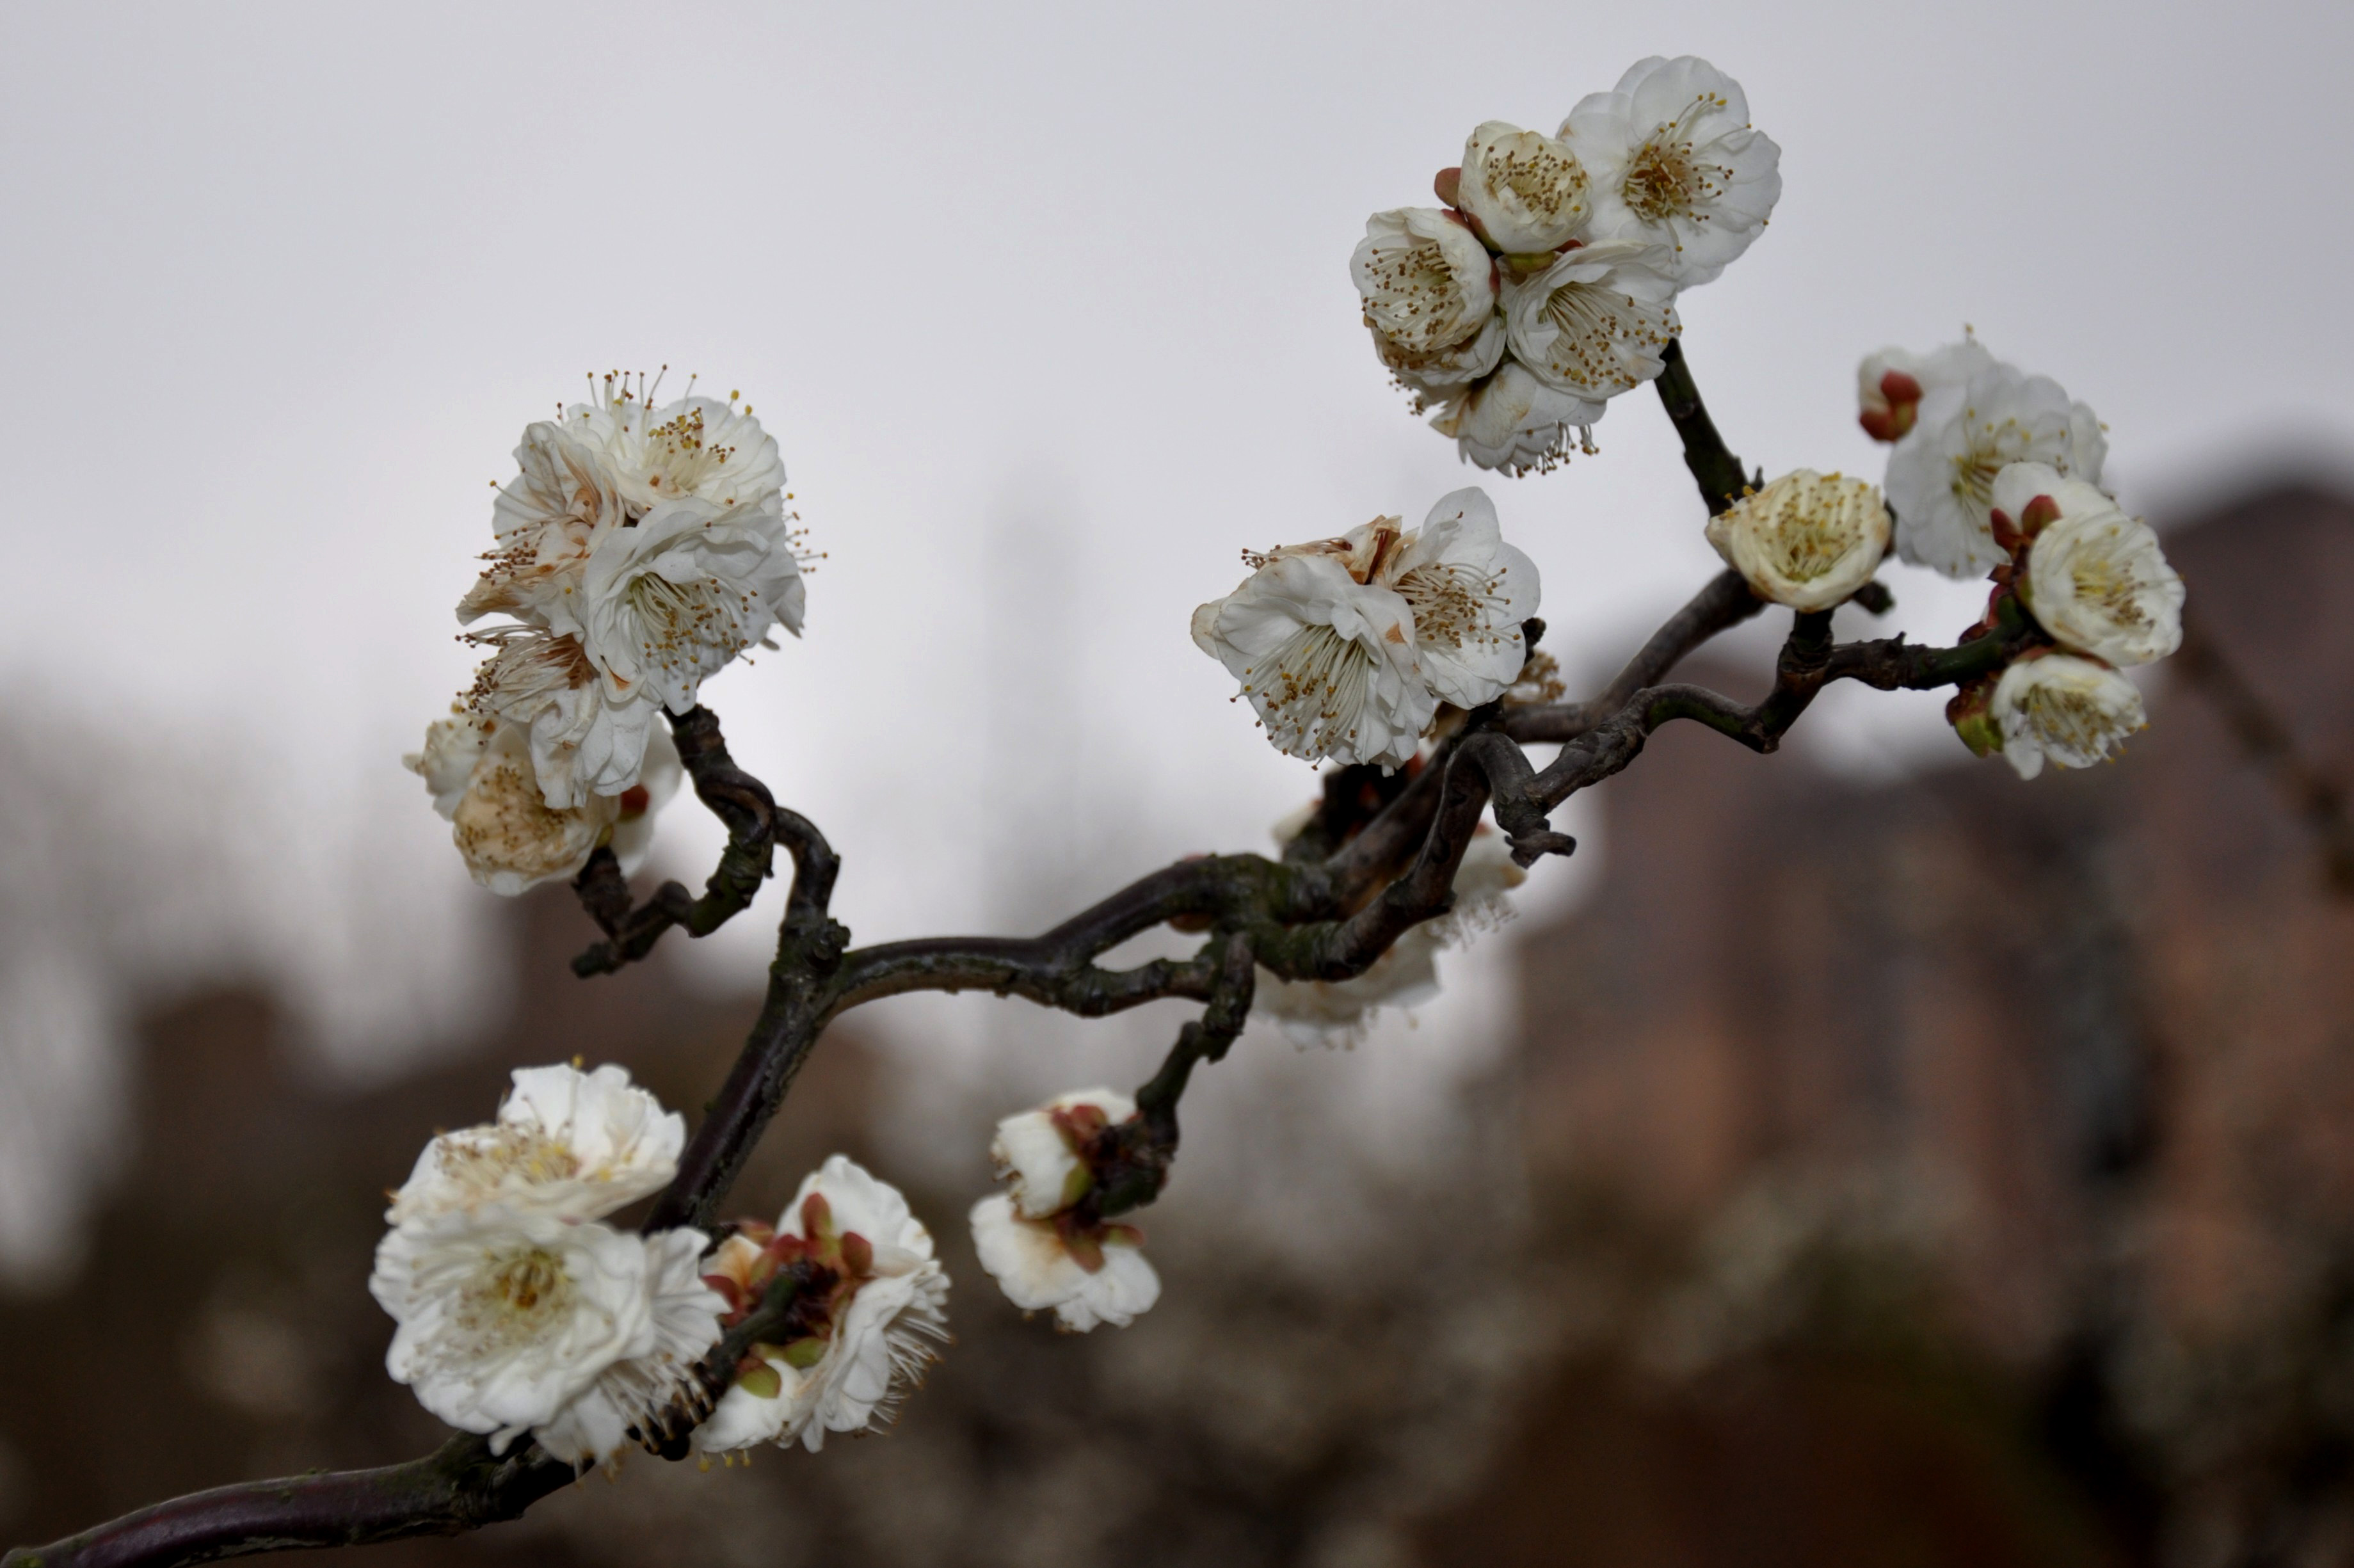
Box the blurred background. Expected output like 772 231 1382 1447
3 1 2352 1563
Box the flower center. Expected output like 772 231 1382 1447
2017 682 2125 757
1395 561 1505 652
1948 413 2049 514
1246 624 1374 755
623 570 755 680
2067 542 2151 630
1622 97 1732 223
1363 236 1478 351
638 406 739 500
1759 504 1862 584
1533 280 1666 392
437 1124 583 1201
1482 143 1587 226
441 1244 578 1365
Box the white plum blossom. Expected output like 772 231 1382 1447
1704 470 1892 611
1429 360 1596 476
991 1089 1137 1222
1990 653 2148 780
1562 56 1782 286
969 1193 1161 1333
465 627 666 811
1377 310 1505 397
534 1228 728 1466
372 1206 712 1455
1352 208 1498 358
1379 488 1541 708
387 1063 687 1228
1255 826 1525 1048
560 387 789 523
577 496 806 719
694 1156 949 1455
404 710 679 897
1996 462 2186 668
1192 525 1434 769
1856 338 1996 444
1457 121 1590 253
458 422 627 631
1499 240 1681 419
1886 363 2108 578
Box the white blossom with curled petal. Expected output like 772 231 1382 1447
693 1156 950 1455
371 1207 660 1453
1192 530 1434 769
1373 488 1541 708
1499 241 1681 413
1704 470 1892 612
1886 364 2108 578
387 1063 687 1228
991 1089 1137 1222
1429 360 1595 476
1996 463 2186 668
577 495 806 717
561 390 788 523
1254 828 1524 1047
1990 653 2148 780
404 712 678 896
465 628 668 810
1457 121 1590 253
1351 208 1498 357
1562 56 1782 286
534 1229 726 1466
1855 339 1996 444
457 422 627 633
968 1194 1161 1333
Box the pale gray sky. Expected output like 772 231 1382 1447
1 0 2348 1052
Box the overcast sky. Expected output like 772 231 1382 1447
1 0 2350 1066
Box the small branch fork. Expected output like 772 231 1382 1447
6 342 2053 1568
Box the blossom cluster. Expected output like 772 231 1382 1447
1857 339 2186 778
405 376 806 895
970 1090 1164 1332
1191 487 1541 768
1352 56 1781 474
369 1064 725 1466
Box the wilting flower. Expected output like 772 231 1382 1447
1192 524 1434 769
694 1156 949 1455
387 1063 687 1228
1499 240 1681 419
1457 121 1590 253
970 1194 1160 1333
1430 360 1596 476
1704 470 1891 611
1380 488 1541 707
578 496 807 717
1254 826 1525 1047
535 1228 729 1465
372 1206 717 1457
1996 462 2185 668
561 387 789 523
1886 363 2107 578
1563 56 1782 286
1856 339 1996 444
991 1089 1137 1221
404 710 679 896
1352 208 1498 358
1990 653 2147 780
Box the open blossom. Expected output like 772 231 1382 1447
970 1194 1160 1333
1997 462 2185 668
1381 488 1541 707
560 388 788 522
694 1157 949 1455
1990 653 2148 780
1457 121 1590 253
1704 470 1891 611
1192 527 1433 769
578 497 806 717
991 1089 1137 1220
405 710 679 896
1886 363 2107 579
536 1229 728 1465
458 423 626 630
1352 208 1498 357
1856 339 1996 443
466 627 665 809
1377 311 1505 397
1430 360 1595 476
371 1207 718 1459
388 1063 687 1228
1499 239 1681 419
1563 56 1782 286
1256 827 1525 1048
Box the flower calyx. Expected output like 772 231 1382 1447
701 1190 880 1384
